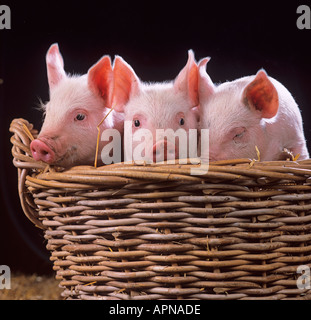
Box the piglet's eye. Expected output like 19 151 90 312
179 118 185 126
233 127 246 142
75 113 86 121
235 131 244 138
134 119 140 127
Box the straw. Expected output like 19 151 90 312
94 106 115 168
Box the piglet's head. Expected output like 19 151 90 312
30 43 114 168
111 50 200 162
199 68 279 161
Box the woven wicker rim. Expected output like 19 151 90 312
10 118 311 230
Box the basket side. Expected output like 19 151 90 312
9 118 45 229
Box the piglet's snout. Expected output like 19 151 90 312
153 140 177 162
30 139 55 164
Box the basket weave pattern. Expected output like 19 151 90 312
10 118 311 300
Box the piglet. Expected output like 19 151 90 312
30 43 123 168
111 50 200 163
198 59 309 161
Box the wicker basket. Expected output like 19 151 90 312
9 118 311 300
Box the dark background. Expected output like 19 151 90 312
1 0 311 275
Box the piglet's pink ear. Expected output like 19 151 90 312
46 43 66 91
198 57 215 105
88 55 113 107
174 50 199 107
111 56 141 113
243 69 279 118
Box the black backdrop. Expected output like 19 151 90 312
1 0 311 274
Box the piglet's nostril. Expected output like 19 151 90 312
42 150 49 156
153 140 177 162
